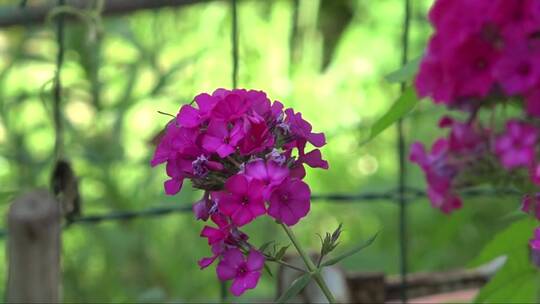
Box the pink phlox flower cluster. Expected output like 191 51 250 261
417 0 540 114
151 88 328 296
414 0 540 254
410 117 489 214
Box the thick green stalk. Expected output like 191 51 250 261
280 223 336 304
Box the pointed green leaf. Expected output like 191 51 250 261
361 87 418 145
470 218 540 303
385 56 421 83
276 273 312 303
259 241 275 253
263 263 273 278
275 244 290 261
321 232 379 267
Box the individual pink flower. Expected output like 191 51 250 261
151 123 198 167
521 194 540 220
200 214 231 245
202 119 244 157
428 0 490 43
494 120 537 169
529 163 540 186
268 178 311 226
494 44 540 95
199 227 249 270
193 195 218 221
194 93 220 117
445 35 499 100
178 104 204 128
295 139 329 169
525 87 540 117
198 242 225 269
439 116 488 154
217 249 264 296
284 108 326 147
211 92 250 122
239 119 275 155
530 227 540 251
409 139 462 214
218 175 266 226
244 159 289 192
531 227 540 267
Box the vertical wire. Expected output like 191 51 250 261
219 0 240 301
289 0 300 73
397 0 411 302
231 0 239 89
53 0 66 159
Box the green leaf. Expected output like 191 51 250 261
471 218 540 303
475 267 539 303
321 232 378 267
384 56 421 83
470 218 537 266
276 273 312 303
275 244 290 261
263 263 273 278
259 241 274 253
361 87 418 145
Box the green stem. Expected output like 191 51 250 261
280 223 336 304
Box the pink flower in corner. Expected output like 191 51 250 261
494 120 538 169
529 163 540 186
218 175 266 226
217 248 264 296
521 194 540 220
530 227 540 251
268 178 311 226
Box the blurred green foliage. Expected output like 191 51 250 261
0 0 528 302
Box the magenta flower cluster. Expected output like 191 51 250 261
151 88 328 296
416 0 540 111
412 0 540 253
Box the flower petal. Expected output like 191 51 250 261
226 175 249 195
221 248 245 269
164 178 182 195
178 104 201 128
245 160 267 181
230 272 261 296
232 208 254 226
308 132 326 147
217 263 237 281
246 250 265 271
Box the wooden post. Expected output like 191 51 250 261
6 190 61 303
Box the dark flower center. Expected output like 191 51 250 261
517 63 531 76
237 264 248 277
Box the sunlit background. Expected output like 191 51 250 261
0 0 521 301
